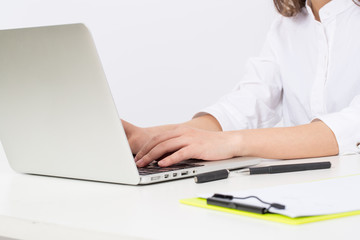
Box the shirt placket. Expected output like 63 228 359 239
310 22 329 117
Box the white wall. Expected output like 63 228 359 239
0 0 275 127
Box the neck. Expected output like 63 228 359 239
310 0 331 21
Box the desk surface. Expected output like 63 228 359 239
0 153 360 240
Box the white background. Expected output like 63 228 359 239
0 0 275 127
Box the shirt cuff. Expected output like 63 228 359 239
313 111 360 155
193 104 249 131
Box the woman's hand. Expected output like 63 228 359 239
121 120 152 154
134 126 242 167
126 118 339 167
121 119 178 154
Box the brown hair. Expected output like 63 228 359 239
273 0 360 17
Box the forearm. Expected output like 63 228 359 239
183 114 222 131
146 114 221 135
235 121 339 159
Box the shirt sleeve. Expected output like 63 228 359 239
314 95 360 155
194 19 283 131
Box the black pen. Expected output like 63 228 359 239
206 193 286 214
240 161 331 175
207 196 268 214
194 161 331 183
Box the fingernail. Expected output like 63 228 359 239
136 159 143 167
158 161 165 167
134 155 138 161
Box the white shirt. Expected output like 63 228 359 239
196 0 360 155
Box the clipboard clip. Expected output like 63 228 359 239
207 193 285 214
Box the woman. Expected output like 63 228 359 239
124 0 360 168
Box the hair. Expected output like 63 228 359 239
273 0 360 17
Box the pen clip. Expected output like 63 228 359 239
212 193 234 200
211 193 286 211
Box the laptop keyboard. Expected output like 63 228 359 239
138 161 204 176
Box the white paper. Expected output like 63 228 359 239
199 174 360 218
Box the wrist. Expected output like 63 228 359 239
226 130 248 157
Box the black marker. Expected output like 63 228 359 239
194 169 229 183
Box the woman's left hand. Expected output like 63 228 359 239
134 126 242 167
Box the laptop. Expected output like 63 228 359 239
0 23 260 185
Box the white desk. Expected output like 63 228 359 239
0 154 360 240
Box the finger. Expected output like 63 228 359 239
135 128 184 161
135 137 187 167
158 147 193 167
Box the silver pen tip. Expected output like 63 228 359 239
236 168 250 174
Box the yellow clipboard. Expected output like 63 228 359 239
180 197 360 225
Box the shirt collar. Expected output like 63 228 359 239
305 0 354 22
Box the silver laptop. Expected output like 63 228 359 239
0 23 260 185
